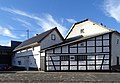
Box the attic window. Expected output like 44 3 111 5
117 39 119 44
51 34 56 40
80 29 84 33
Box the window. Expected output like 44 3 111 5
75 55 86 61
80 29 84 33
18 61 21 65
60 56 69 61
51 34 56 40
70 56 75 60
117 39 119 44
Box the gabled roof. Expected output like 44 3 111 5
65 19 113 39
43 31 115 51
14 27 64 52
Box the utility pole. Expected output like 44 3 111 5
27 29 29 39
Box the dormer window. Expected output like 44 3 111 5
80 29 84 33
51 34 56 40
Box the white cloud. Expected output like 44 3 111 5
0 7 68 35
0 40 11 46
103 0 120 22
37 14 68 35
5 41 11 46
20 34 26 37
0 26 17 38
13 18 32 27
66 18 77 23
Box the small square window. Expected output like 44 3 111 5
70 56 75 60
51 34 56 40
80 29 84 33
117 39 119 44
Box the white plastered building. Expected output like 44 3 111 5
12 27 64 70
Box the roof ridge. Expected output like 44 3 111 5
65 19 114 39
13 27 57 51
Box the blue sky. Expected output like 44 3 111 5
0 0 120 46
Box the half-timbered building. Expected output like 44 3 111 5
44 19 120 71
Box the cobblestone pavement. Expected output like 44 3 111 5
0 71 120 83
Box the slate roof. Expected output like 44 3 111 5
0 46 12 51
42 31 115 51
14 27 64 52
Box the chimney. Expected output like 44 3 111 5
36 34 39 36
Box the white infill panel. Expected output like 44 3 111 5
96 60 102 64
87 47 95 53
55 66 60 70
103 40 109 46
61 66 68 70
55 47 61 53
52 56 59 60
96 55 104 59
78 48 86 53
61 61 68 65
46 61 53 65
79 61 86 65
96 66 101 70
79 66 86 70
87 61 95 65
87 41 95 46
96 47 102 52
104 55 109 59
87 66 95 70
47 66 55 70
103 34 109 39
96 41 102 46
70 66 77 70
87 56 95 59
54 62 60 65
103 47 109 52
102 65 109 70
70 48 77 53
103 60 109 64
70 61 77 65
62 45 68 53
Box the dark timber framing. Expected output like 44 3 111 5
45 33 111 71
109 33 112 71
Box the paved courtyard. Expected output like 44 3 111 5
0 71 120 83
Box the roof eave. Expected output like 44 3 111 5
13 42 39 52
43 31 114 51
